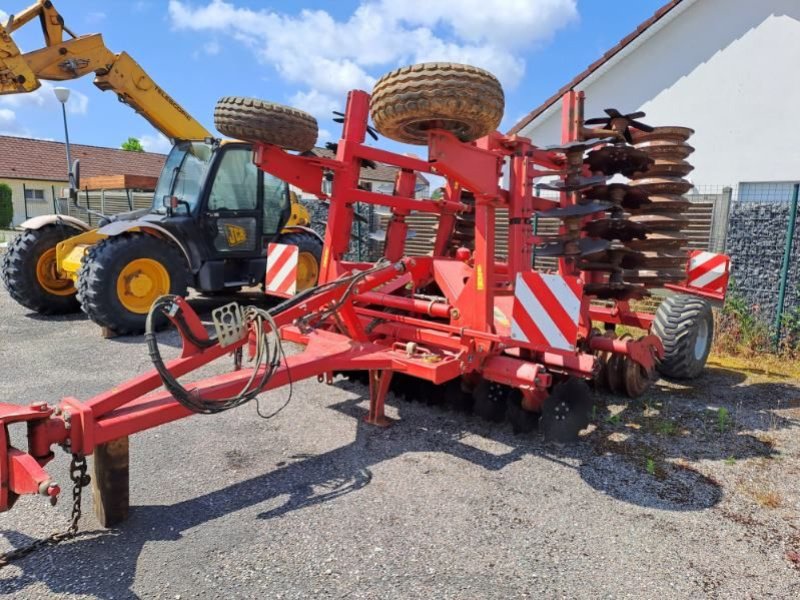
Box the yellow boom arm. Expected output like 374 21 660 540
0 0 211 141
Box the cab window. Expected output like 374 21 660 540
263 173 288 235
208 148 258 211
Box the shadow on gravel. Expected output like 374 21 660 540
1 366 797 599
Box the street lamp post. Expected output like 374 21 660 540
53 86 73 189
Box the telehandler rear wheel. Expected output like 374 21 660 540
370 62 505 145
77 234 189 335
214 97 318 152
1 224 82 314
275 231 323 292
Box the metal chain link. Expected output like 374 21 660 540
0 455 90 569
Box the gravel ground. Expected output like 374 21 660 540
0 286 799 599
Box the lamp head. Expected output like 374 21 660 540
53 87 71 104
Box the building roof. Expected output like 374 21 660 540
508 0 687 135
308 146 429 185
0 135 166 182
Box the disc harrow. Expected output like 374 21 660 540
0 65 728 535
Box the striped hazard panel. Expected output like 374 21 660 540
510 273 583 351
265 243 299 296
686 250 730 294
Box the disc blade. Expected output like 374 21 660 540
537 200 611 219
629 177 693 196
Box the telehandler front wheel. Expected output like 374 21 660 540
77 234 189 335
1 224 82 314
275 232 323 292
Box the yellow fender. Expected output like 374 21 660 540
55 219 196 281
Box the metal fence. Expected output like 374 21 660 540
711 183 800 338
9 180 800 338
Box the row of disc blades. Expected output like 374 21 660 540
339 371 593 442
536 113 695 300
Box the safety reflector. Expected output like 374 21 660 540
686 250 730 294
265 243 299 296
510 273 583 351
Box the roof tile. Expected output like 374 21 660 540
0 135 166 182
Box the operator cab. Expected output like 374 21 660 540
149 140 293 290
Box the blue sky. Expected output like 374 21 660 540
0 0 667 154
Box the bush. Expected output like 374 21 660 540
0 183 12 229
713 280 772 356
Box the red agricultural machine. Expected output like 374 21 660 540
0 63 730 541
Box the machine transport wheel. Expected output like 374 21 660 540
1 224 82 314
505 390 539 434
77 234 189 335
370 62 505 145
275 232 323 292
540 379 594 443
473 380 508 423
91 436 130 527
214 97 318 152
653 294 713 379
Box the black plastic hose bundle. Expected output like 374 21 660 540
144 258 395 415
145 295 286 414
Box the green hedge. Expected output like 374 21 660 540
0 183 12 229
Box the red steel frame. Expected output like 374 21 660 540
0 87 721 514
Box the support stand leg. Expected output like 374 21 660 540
91 436 130 527
364 370 393 427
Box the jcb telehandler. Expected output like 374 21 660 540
0 1 323 334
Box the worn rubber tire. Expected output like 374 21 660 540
77 234 189 335
275 231 323 291
1 224 82 314
653 294 713 379
214 97 318 152
370 62 505 145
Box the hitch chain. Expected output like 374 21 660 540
0 455 91 569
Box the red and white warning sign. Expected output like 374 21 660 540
265 243 299 296
686 250 730 294
510 272 583 351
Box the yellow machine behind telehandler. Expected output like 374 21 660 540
0 0 324 334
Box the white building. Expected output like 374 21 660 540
510 0 800 198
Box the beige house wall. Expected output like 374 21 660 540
0 177 67 226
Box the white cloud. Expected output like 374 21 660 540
0 81 89 116
0 10 7 22
168 0 577 120
0 108 26 136
140 132 173 154
204 40 221 55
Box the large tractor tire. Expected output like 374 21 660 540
275 231 323 292
1 224 82 314
653 294 713 379
77 234 189 335
370 62 504 145
214 97 318 152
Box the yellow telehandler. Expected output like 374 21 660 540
0 0 323 334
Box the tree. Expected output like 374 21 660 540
121 137 145 152
0 183 13 229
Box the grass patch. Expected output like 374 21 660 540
707 353 800 381
752 489 782 509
